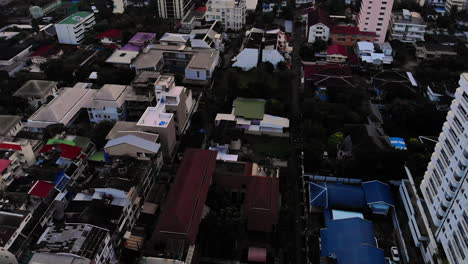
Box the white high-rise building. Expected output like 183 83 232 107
419 73 468 264
54 11 95 45
445 0 467 12
206 0 246 31
157 0 195 19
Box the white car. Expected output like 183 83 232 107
391 246 400 262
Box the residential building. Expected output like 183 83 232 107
126 71 159 120
0 138 39 189
330 26 377 46
28 45 65 72
157 0 195 19
180 7 207 33
85 84 128 123
25 82 131 132
130 43 220 83
112 0 127 13
0 25 36 77
97 29 122 46
233 28 291 70
326 44 348 63
136 105 177 157
154 75 193 134
35 223 117 264
104 135 162 163
306 8 331 43
122 32 156 52
55 11 95 45
418 73 468 264
0 116 22 137
105 50 139 66
356 41 393 65
296 0 314 7
28 253 89 264
390 9 427 43
206 0 246 31
356 0 394 43
414 41 457 60
13 80 58 109
29 0 62 18
215 98 290 137
445 0 467 12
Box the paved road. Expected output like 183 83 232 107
286 8 306 264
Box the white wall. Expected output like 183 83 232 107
307 24 330 43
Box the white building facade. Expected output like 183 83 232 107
445 0 467 12
113 0 128 13
419 73 468 264
390 10 426 43
206 0 246 31
55 11 95 45
157 0 195 19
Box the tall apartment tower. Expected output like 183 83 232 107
420 73 468 264
445 0 467 13
357 0 394 44
157 0 195 19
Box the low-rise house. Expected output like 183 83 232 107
130 42 220 83
13 80 58 109
414 41 457 60
190 25 224 51
356 41 393 65
85 84 128 123
0 138 39 189
29 44 64 68
0 25 36 77
55 11 95 45
215 98 290 137
121 32 156 52
180 7 207 33
104 135 162 163
25 82 131 132
35 223 117 264
306 8 331 43
105 49 139 67
330 26 377 46
97 29 122 46
390 9 426 43
127 71 160 120
326 44 348 63
29 0 62 18
0 116 23 137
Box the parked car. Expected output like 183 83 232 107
391 246 400 262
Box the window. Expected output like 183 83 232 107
366 17 370 20
381 6 386 9
367 12 371 14
378 18 383 21
379 12 385 15
377 23 382 26
445 139 455 155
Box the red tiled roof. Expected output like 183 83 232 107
245 175 280 232
303 64 351 79
331 26 376 36
308 7 331 27
40 144 82 160
31 44 57 57
327 44 348 56
195 6 207 12
0 160 12 174
155 149 217 244
97 29 122 39
0 143 22 151
28 180 55 198
248 247 267 263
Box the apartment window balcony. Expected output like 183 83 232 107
444 193 453 202
449 181 458 192
436 211 444 220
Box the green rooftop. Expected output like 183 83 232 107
58 11 92 25
88 151 106 162
233 98 266 120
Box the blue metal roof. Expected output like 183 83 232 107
389 137 407 150
327 183 366 209
362 181 395 206
309 182 327 208
320 218 386 264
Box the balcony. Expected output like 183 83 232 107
448 181 458 192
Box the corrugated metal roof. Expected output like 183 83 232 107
104 135 160 153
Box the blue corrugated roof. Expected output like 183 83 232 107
389 137 407 150
362 181 395 206
320 218 386 264
309 182 327 208
327 183 366 209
